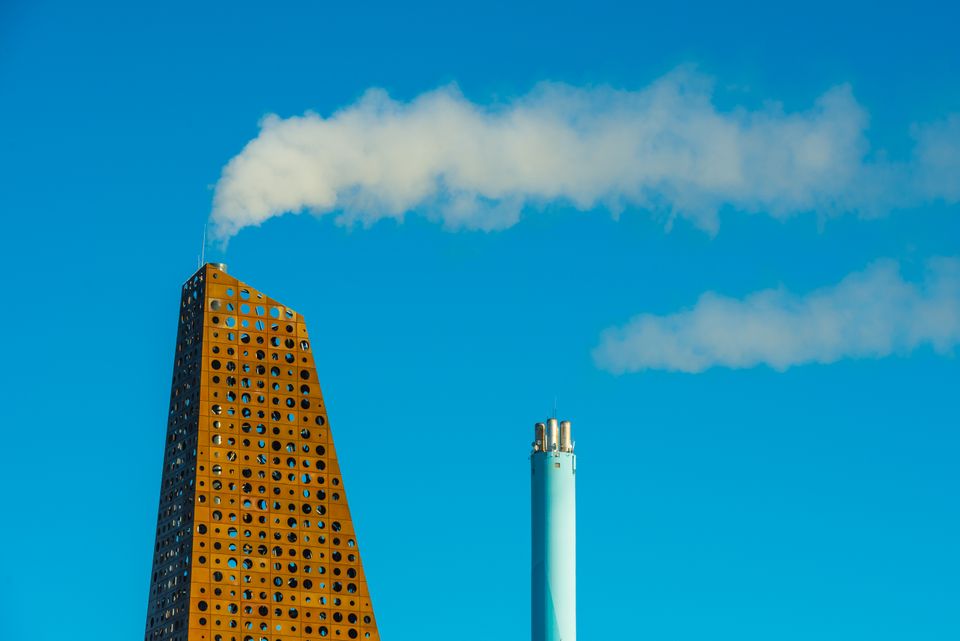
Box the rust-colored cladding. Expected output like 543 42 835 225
145 264 379 641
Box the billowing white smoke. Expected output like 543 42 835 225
209 69 960 240
593 257 960 373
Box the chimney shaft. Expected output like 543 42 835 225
531 417 576 641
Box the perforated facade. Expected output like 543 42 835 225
144 263 379 641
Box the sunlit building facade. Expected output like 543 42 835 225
144 263 379 641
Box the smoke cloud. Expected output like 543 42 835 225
593 257 960 374
210 69 960 240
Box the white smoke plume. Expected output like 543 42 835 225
210 69 960 240
593 257 960 374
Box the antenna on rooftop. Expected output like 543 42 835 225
200 224 207 266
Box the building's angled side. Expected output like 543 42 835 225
144 263 379 641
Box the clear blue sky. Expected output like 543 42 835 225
1 1 958 640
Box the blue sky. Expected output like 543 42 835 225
1 1 958 640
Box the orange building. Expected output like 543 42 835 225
144 263 379 641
